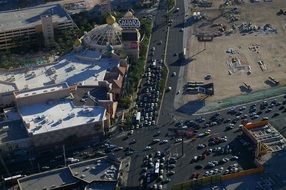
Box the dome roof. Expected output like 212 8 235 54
106 15 116 25
82 23 123 49
73 38 81 47
124 11 134 19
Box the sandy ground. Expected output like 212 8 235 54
182 0 286 103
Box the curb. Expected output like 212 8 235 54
193 93 286 116
156 0 177 124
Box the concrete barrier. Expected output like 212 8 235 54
171 167 264 190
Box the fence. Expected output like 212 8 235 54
171 166 264 190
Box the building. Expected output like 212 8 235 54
82 12 141 61
110 0 139 11
17 156 121 190
41 15 56 47
242 119 286 164
0 3 76 50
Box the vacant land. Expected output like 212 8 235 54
183 0 286 103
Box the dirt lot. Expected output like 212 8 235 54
183 0 286 103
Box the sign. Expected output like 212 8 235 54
130 42 138 49
118 18 140 29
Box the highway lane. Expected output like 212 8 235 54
123 0 169 188
158 0 186 126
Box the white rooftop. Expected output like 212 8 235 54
19 99 106 135
0 50 120 94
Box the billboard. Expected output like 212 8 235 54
118 18 140 29
130 42 138 49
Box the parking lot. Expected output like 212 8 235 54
108 94 286 189
179 0 286 106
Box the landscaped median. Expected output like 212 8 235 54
168 0 175 11
118 18 152 129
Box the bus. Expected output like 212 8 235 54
154 162 160 175
135 112 141 124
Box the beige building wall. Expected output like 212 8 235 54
14 88 71 107
31 121 104 147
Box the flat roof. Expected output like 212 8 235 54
0 51 120 94
0 81 18 94
249 124 286 152
19 99 106 135
18 167 78 190
18 156 120 190
0 4 70 32
0 120 29 144
90 86 109 100
69 157 119 183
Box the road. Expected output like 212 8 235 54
157 0 186 126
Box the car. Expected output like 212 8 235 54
168 164 176 169
180 28 184 32
146 173 151 183
204 171 209 176
197 144 207 149
272 112 280 118
164 178 171 183
167 171 175 175
195 164 203 170
175 138 183 143
130 139 136 144
154 131 161 136
153 139 160 143
231 156 239 160
144 146 152 151
160 139 169 144
172 72 177 77
226 125 234 130
221 158 229 163
66 157 79 163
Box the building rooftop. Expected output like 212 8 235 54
0 120 29 144
18 167 78 190
18 156 120 190
0 4 71 32
69 157 119 183
0 81 18 94
19 98 106 135
0 51 120 94
248 124 286 152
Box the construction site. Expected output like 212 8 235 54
182 0 286 103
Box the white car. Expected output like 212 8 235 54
175 138 182 143
161 139 169 144
66 157 79 163
144 146 152 151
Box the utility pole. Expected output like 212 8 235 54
0 154 10 176
181 134 184 157
63 145 66 166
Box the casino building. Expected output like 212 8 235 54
82 11 141 61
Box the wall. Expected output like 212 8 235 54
15 87 71 107
31 120 104 147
